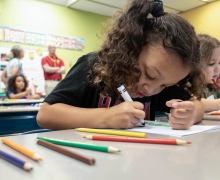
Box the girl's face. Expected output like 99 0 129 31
127 44 190 98
204 47 220 84
15 76 25 91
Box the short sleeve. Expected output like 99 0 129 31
41 57 49 66
12 59 22 68
44 53 95 107
7 90 15 98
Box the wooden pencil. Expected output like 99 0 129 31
0 150 33 171
2 138 42 161
211 78 220 90
36 140 95 165
84 135 192 145
37 136 121 153
75 128 146 138
207 111 220 115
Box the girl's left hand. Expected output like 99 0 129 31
166 99 196 130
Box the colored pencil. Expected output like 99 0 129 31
84 135 191 145
211 78 220 90
37 137 121 153
2 138 42 161
36 140 95 165
75 128 146 138
207 111 220 115
0 150 33 171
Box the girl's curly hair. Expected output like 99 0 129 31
89 0 205 99
197 34 220 93
7 75 28 92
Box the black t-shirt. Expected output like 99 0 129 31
45 52 192 120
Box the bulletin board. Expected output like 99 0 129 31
0 46 47 93
0 26 85 51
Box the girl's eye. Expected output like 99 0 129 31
208 63 214 66
145 72 154 80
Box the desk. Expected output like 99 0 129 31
0 98 44 106
0 106 41 135
0 120 220 180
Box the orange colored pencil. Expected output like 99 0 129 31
1 138 42 161
84 135 191 145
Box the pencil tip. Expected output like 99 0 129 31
187 141 192 144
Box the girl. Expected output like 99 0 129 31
37 0 204 130
7 75 40 99
1 45 24 85
198 34 220 111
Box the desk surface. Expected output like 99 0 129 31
1 120 220 180
0 106 40 112
0 98 44 105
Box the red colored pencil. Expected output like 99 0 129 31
207 111 220 115
84 135 191 145
211 78 220 90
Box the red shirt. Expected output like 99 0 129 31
41 55 64 80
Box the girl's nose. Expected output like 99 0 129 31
215 66 220 72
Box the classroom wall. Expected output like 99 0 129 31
0 0 109 73
180 1 220 40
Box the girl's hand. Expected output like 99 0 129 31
106 102 145 129
166 99 195 130
25 88 31 94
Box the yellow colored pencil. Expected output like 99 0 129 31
1 138 42 161
75 128 146 138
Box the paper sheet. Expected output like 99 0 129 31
128 121 220 137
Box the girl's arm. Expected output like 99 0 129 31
11 67 20 76
1 68 8 85
8 88 31 99
8 91 28 99
26 94 40 99
201 98 220 112
191 98 204 123
37 101 145 130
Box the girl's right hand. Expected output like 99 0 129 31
25 88 31 94
106 102 145 129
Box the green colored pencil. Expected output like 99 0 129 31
37 137 121 153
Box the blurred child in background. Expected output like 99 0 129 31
7 75 40 99
198 34 220 111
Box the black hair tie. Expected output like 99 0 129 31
151 0 164 17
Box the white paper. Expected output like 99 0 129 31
128 120 220 137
